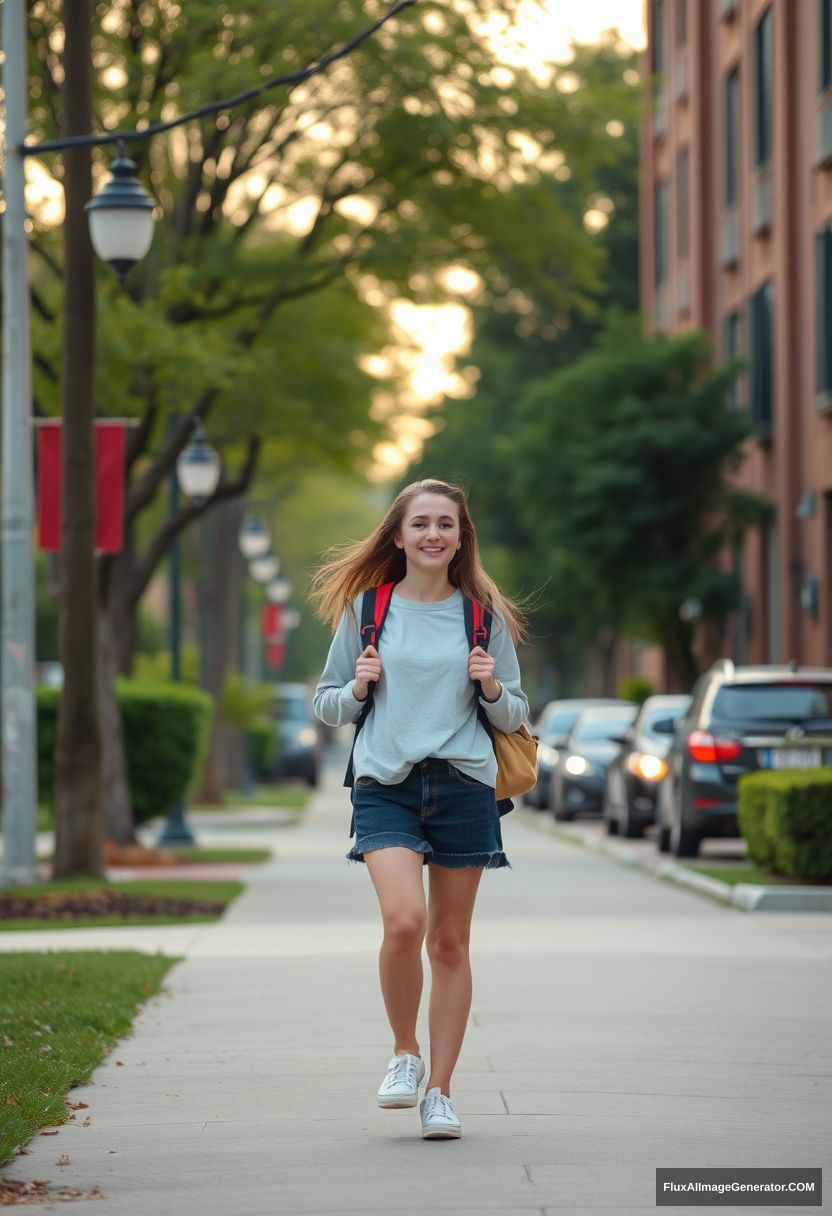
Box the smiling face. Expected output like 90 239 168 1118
394 492 462 573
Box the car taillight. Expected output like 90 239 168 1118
626 752 668 782
687 730 742 763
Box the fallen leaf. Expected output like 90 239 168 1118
40 1130 60 1136
104 1149 116 1155
115 1060 124 1067
66 1101 89 1111
56 1154 71 1166
81 1118 91 1128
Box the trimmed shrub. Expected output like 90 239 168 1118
247 720 278 778
738 769 832 880
618 676 653 706
36 681 213 826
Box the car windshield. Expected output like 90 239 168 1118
642 704 687 737
712 683 832 722
573 713 635 742
275 698 308 723
541 711 581 736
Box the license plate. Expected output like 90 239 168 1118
758 748 822 769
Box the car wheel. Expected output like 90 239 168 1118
670 816 701 859
602 791 619 835
307 767 319 788
656 822 671 853
621 796 644 840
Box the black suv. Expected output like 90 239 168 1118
656 660 832 858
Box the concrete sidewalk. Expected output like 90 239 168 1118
2 748 830 1215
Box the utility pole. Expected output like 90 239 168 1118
1 0 38 885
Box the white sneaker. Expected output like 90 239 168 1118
377 1052 425 1108
419 1086 462 1139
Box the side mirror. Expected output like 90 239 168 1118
609 732 631 746
651 717 677 735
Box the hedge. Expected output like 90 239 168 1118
737 769 832 881
247 721 278 778
36 681 214 826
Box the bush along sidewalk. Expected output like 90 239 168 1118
0 951 176 1168
0 879 245 932
738 769 832 882
37 680 213 828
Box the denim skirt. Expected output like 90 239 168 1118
347 757 511 870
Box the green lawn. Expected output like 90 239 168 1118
35 847 271 866
222 783 311 810
0 951 176 1166
0 878 245 932
686 863 831 887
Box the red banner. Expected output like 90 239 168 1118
262 603 285 669
37 421 126 553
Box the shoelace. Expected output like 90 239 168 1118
387 1055 417 1088
423 1092 456 1122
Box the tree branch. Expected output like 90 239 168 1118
129 432 261 608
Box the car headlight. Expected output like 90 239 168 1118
538 743 560 767
626 752 667 782
297 727 318 747
564 754 589 777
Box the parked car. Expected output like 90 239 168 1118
524 698 637 810
602 694 691 838
270 682 321 787
656 660 832 858
550 703 638 820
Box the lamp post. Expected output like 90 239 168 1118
157 418 221 846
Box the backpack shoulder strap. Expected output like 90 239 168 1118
463 594 492 651
343 581 396 792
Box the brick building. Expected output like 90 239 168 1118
640 0 832 672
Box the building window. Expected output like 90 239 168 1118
675 0 688 45
724 310 741 407
724 67 740 206
753 8 773 167
816 223 832 398
652 0 667 75
654 181 669 287
822 0 832 91
749 281 774 435
676 148 690 258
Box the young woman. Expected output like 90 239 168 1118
309 478 529 1140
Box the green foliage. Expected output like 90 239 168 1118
132 644 200 684
738 769 832 880
247 722 278 778
221 673 272 727
618 676 653 706
0 951 173 1165
37 683 213 824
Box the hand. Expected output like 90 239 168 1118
353 645 382 701
468 646 500 701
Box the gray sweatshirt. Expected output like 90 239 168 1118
313 586 529 787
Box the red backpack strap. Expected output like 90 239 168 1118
360 581 395 649
463 595 492 651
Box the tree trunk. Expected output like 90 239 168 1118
97 607 137 844
53 0 104 878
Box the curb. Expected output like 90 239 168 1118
519 808 832 913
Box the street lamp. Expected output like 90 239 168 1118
84 148 157 282
250 554 280 584
238 514 271 559
157 416 220 848
266 576 292 604
282 608 301 631
177 418 222 505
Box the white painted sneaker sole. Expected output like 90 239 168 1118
378 1093 420 1108
421 1121 462 1139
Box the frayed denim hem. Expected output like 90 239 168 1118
429 850 512 870
346 833 433 866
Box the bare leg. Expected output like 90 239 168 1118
364 847 427 1055
424 864 483 1096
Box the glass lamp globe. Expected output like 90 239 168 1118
250 554 280 584
85 151 157 282
177 420 221 505
282 608 301 630
266 576 291 603
239 515 271 559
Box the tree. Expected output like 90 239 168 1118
24 1 639 844
506 321 774 688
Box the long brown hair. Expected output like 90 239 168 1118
307 478 528 644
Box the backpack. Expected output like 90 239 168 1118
343 582 538 817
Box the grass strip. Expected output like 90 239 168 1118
0 950 176 1166
686 863 831 887
0 878 244 932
